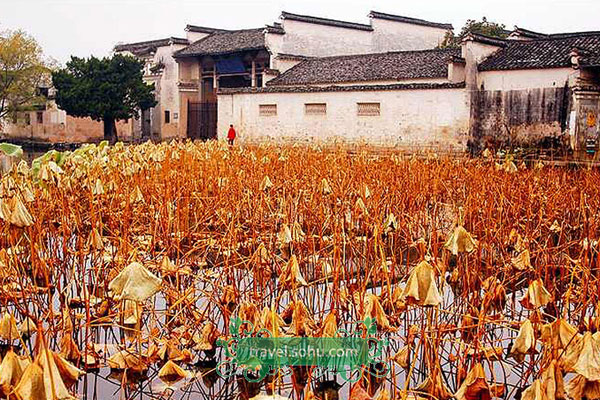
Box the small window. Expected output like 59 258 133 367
357 102 380 117
305 103 327 116
259 104 277 117
164 110 170 124
36 111 43 124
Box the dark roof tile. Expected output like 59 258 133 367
175 28 266 57
267 48 459 86
479 32 600 71
114 37 189 54
219 81 465 94
185 25 223 34
281 11 373 31
368 11 453 30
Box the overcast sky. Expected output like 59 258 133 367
2 0 599 64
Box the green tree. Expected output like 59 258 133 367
0 29 50 123
52 54 156 143
439 17 508 48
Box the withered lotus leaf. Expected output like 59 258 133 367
445 225 477 255
520 380 547 400
392 345 410 369
570 332 600 381
107 349 147 372
14 361 47 400
9 196 34 228
320 312 338 337
108 261 162 302
260 175 273 191
349 382 373 400
194 322 220 352
520 279 552 309
363 293 393 332
0 312 20 341
541 360 566 400
260 306 286 337
511 249 532 271
510 319 536 362
454 363 492 400
158 360 191 384
401 260 443 307
320 178 332 195
416 370 454 400
541 318 580 350
279 255 308 288
566 374 600 400
0 350 24 397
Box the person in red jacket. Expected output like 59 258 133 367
227 124 236 145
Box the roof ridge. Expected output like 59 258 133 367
292 47 460 62
368 10 453 30
280 11 373 31
114 37 189 51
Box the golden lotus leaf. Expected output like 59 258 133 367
0 312 20 341
158 360 191 383
511 249 532 271
520 279 552 309
454 363 492 400
9 195 34 228
416 368 454 400
392 345 410 369
445 225 477 255
0 350 24 397
108 261 162 302
279 255 308 288
260 175 273 191
510 319 536 361
566 374 600 400
402 260 443 307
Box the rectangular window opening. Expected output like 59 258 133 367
259 104 277 117
305 103 327 116
357 102 380 117
164 110 171 124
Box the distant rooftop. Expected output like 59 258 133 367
368 11 453 30
267 48 460 86
479 31 600 71
175 28 266 57
114 37 189 56
185 25 223 34
280 11 373 31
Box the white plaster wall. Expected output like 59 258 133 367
186 31 211 43
370 19 448 52
479 68 575 91
274 19 373 57
272 57 303 73
218 88 469 148
157 43 189 138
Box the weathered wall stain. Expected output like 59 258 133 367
471 86 571 149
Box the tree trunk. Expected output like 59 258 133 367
103 117 117 144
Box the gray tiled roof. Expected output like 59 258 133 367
175 28 266 57
280 11 373 31
219 81 465 95
185 25 223 34
479 32 600 71
114 38 189 55
368 11 453 30
267 48 460 86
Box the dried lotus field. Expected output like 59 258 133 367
1 140 600 400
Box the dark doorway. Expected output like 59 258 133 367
141 108 152 140
188 101 217 140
